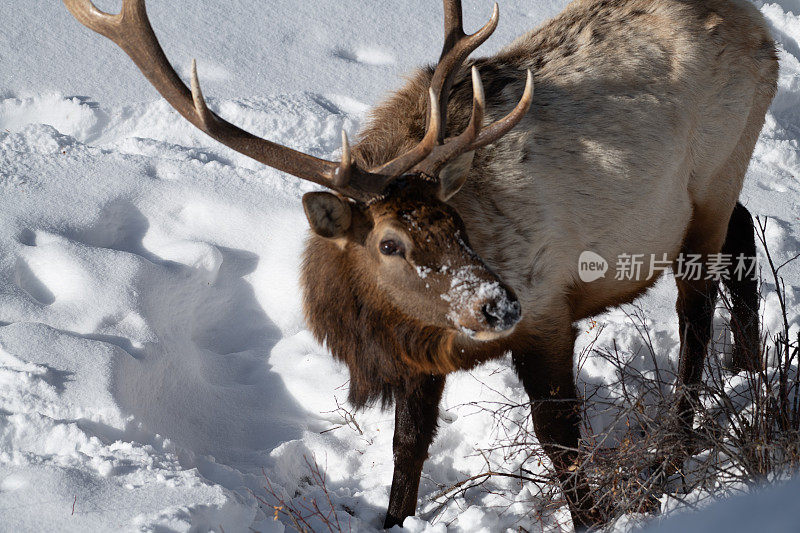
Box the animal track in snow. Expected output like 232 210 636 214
0 94 106 143
15 228 37 247
0 473 27 492
14 238 90 306
763 216 800 259
333 45 396 66
14 257 55 306
64 199 154 261
757 178 790 193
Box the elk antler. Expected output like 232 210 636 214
412 0 533 178
430 0 499 141
64 0 529 201
62 0 443 202
413 67 533 177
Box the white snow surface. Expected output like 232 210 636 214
0 0 799 532
643 476 800 533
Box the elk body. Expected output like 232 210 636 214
65 0 777 529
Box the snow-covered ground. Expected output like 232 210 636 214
1 0 799 531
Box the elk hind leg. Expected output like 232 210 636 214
721 202 761 372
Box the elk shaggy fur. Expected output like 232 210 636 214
303 0 778 527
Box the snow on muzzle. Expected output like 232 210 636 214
442 265 522 340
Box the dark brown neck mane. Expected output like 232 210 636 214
301 235 466 408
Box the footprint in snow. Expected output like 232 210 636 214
758 179 790 193
15 228 36 247
333 45 396 66
14 256 56 306
13 239 90 306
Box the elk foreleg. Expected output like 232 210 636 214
674 275 718 449
513 333 602 530
673 204 737 448
384 374 446 529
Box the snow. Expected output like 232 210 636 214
0 0 798 532
643 476 800 533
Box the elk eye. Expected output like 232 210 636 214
379 239 404 256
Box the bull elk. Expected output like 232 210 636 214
64 0 777 529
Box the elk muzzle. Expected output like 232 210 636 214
443 268 522 340
481 297 522 331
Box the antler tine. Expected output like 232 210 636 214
367 89 441 177
189 59 214 127
431 1 499 142
470 68 533 150
414 66 485 176
334 130 352 187
414 68 533 177
63 0 387 202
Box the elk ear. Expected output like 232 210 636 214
437 150 475 202
302 191 352 239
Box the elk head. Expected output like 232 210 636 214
304 173 523 340
63 0 532 340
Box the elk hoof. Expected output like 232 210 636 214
383 513 405 529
